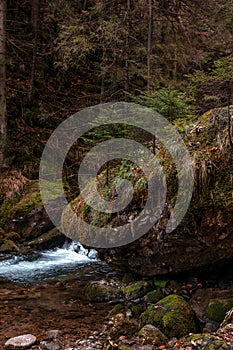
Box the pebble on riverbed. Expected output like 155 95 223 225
5 334 37 349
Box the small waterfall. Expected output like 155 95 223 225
0 242 98 285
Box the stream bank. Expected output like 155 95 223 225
1 265 233 349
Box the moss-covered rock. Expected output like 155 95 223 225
123 281 151 300
140 294 198 338
0 172 69 252
131 304 145 318
176 333 229 349
206 300 233 323
86 107 233 276
0 239 23 253
145 289 163 304
108 313 139 340
109 304 126 317
138 324 167 346
84 280 123 302
27 228 66 250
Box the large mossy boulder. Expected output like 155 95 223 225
0 171 66 253
62 107 233 276
140 294 198 338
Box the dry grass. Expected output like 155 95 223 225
0 170 28 200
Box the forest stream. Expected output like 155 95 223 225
0 242 233 349
0 243 114 349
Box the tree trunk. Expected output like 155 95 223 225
124 0 131 93
28 0 39 104
0 0 6 169
226 81 233 148
147 0 152 91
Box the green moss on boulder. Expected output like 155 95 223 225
206 300 233 323
123 281 151 300
145 289 163 304
84 281 123 302
140 294 198 338
109 304 126 317
0 239 23 253
131 304 145 318
177 333 229 350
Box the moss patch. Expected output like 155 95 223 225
145 289 163 304
179 333 229 350
140 294 198 338
123 281 151 300
109 304 126 317
84 281 123 302
206 300 233 323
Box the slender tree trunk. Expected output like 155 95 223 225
147 0 152 91
100 47 106 103
226 82 233 148
0 0 6 169
124 0 131 93
28 0 39 104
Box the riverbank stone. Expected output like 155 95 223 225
5 334 37 349
84 280 123 302
108 313 139 340
123 280 151 300
138 324 167 346
140 294 198 338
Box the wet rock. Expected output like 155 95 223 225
0 239 22 253
138 324 167 346
84 279 123 302
27 228 66 251
123 280 151 300
44 330 61 341
42 343 61 350
140 294 198 338
118 345 153 350
174 333 230 350
5 334 37 349
144 289 163 304
108 313 139 340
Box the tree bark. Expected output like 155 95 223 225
0 0 6 169
226 81 233 148
147 0 152 91
124 0 131 93
28 0 39 104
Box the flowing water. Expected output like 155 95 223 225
0 242 102 285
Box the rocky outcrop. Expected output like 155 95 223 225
0 172 66 254
63 106 233 276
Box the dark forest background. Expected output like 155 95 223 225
0 0 232 178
